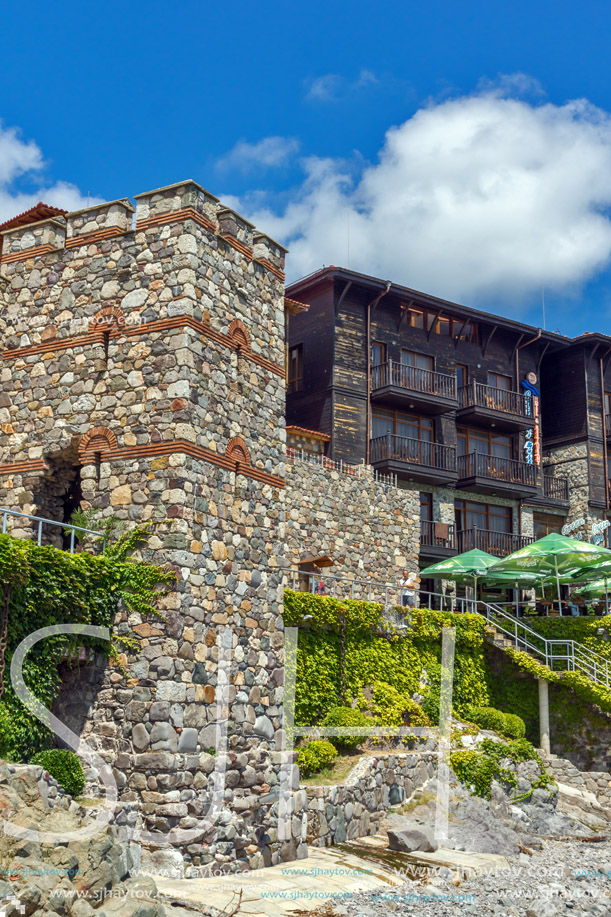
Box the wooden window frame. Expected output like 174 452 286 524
407 307 479 342
372 408 434 440
457 425 513 458
455 499 511 533
287 344 303 394
371 341 386 367
401 350 434 371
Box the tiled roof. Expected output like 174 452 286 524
0 202 68 234
286 425 331 442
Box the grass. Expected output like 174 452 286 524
299 751 361 786
387 789 437 817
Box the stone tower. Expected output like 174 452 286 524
0 181 305 871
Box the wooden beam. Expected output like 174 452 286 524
335 280 352 317
536 340 551 374
482 324 498 358
397 299 414 333
427 309 442 341
453 318 470 350
511 333 525 363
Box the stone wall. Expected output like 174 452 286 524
0 180 299 873
284 452 420 590
543 441 608 539
305 751 437 847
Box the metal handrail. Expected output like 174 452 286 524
543 474 569 502
459 381 530 417
288 569 404 606
479 600 611 689
370 433 457 471
0 508 106 554
371 360 457 399
457 451 537 487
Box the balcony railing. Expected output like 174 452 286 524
459 382 531 418
420 520 456 551
457 527 534 557
370 434 456 471
371 361 457 400
457 452 537 488
543 474 569 502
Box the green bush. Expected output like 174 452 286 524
464 705 525 739
31 749 86 798
297 740 338 777
361 681 430 727
502 713 526 739
322 706 373 748
450 737 552 800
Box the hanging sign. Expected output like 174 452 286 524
521 379 541 466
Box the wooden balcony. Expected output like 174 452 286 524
457 527 534 557
456 451 538 498
370 434 458 486
457 382 534 432
543 474 570 507
371 361 458 414
420 520 457 559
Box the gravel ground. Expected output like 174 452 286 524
331 837 611 916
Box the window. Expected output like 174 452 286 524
401 351 434 371
287 345 303 394
371 341 386 367
455 500 511 533
420 492 433 522
456 364 468 390
606 392 611 420
457 426 513 459
487 372 512 391
372 408 433 442
405 306 479 342
533 512 564 540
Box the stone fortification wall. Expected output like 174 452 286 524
305 752 436 847
284 451 420 590
0 180 297 872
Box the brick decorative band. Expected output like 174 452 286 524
219 234 254 259
0 443 283 487
65 226 125 248
136 207 216 235
0 459 45 475
3 316 284 376
254 258 285 282
1 244 55 265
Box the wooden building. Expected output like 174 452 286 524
286 266 611 581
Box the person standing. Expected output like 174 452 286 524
400 570 417 607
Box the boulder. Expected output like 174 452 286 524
387 825 438 852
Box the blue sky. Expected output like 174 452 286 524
2 0 611 335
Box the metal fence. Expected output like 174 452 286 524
0 508 106 553
286 446 397 489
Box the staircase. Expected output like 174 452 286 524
477 601 611 691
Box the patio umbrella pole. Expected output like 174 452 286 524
515 581 519 618
555 556 562 613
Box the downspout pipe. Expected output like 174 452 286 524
366 281 392 464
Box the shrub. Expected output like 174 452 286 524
297 740 338 777
502 713 526 739
361 681 430 727
450 736 552 800
31 749 86 798
464 704 524 739
322 706 373 748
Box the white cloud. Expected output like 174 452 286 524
235 85 611 305
216 136 300 173
0 121 98 224
305 69 379 103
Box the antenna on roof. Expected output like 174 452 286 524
87 191 90 206
347 211 350 269
542 286 546 330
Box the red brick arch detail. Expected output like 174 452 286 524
78 426 118 459
89 306 126 332
227 319 251 351
225 436 251 467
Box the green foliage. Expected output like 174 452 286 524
287 592 490 726
31 749 85 798
359 681 430 727
67 508 127 547
464 705 525 739
503 713 527 739
450 736 551 800
297 740 338 777
505 648 611 714
0 529 174 761
322 706 373 748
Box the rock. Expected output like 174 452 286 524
254 716 274 741
387 826 438 852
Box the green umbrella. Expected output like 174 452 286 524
421 549 499 611
569 562 611 613
487 533 611 609
482 569 547 617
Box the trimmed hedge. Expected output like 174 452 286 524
297 740 338 777
465 705 526 740
31 749 86 798
321 706 374 748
